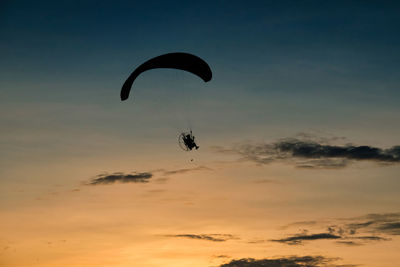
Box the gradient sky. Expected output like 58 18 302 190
1 1 400 266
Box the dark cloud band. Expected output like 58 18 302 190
216 138 400 168
165 234 236 242
88 166 211 186
275 139 400 162
270 233 341 245
89 172 152 185
220 256 354 267
278 212 400 246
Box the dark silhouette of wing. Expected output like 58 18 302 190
121 52 212 101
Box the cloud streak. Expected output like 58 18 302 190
277 212 400 246
165 234 236 242
271 233 341 245
220 256 355 267
376 222 400 235
88 172 152 185
215 138 400 168
161 166 212 176
341 212 400 236
88 166 211 186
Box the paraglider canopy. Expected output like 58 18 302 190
120 52 212 101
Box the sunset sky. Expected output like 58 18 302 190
1 1 400 266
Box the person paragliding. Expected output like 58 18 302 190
183 131 199 150
178 131 199 151
120 52 212 152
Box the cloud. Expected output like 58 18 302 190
275 139 400 161
146 189 166 194
161 166 212 176
354 236 389 241
336 241 362 246
343 212 400 235
247 239 267 244
335 236 390 246
375 222 400 235
278 212 400 247
165 234 236 242
213 255 231 259
219 256 355 267
88 172 152 185
87 166 211 186
215 138 400 168
271 233 341 245
280 221 318 230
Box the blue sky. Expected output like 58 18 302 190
2 1 400 95
1 0 400 168
1 0 400 163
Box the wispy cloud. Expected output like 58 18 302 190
213 255 230 259
165 234 237 242
88 172 152 185
277 212 400 246
354 236 389 241
271 233 341 245
376 222 400 235
161 166 212 176
215 137 400 168
220 256 355 267
88 166 211 186
280 220 318 229
339 212 400 236
336 241 361 246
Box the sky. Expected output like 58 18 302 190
1 1 400 266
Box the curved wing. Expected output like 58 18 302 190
121 52 212 101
